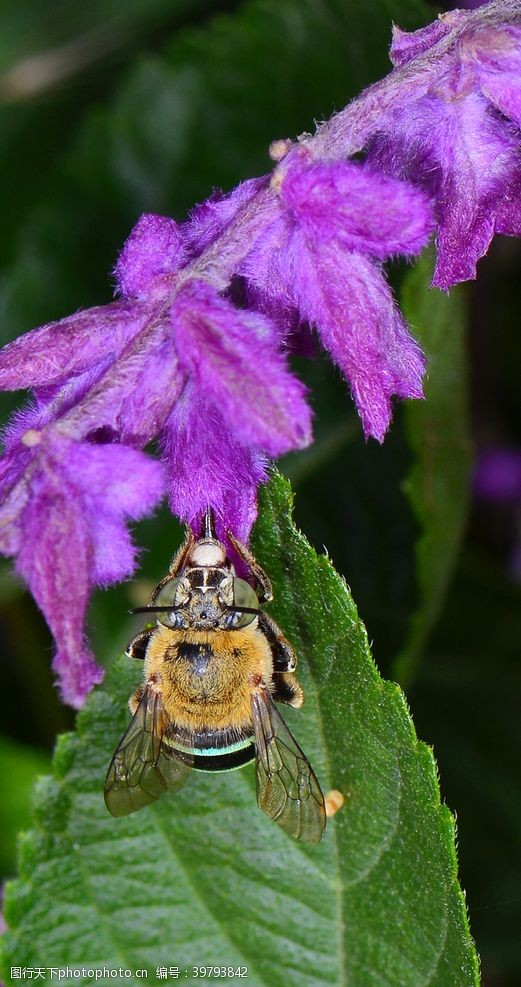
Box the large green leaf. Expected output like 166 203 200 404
1 474 478 986
395 254 473 686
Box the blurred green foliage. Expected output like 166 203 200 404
0 0 519 984
0 737 49 874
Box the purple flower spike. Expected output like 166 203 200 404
369 11 521 290
163 383 267 542
171 280 312 456
114 213 186 299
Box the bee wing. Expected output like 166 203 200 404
104 686 192 817
252 687 326 844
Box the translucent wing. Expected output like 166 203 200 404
104 686 192 817
252 687 326 844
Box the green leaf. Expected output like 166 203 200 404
1 473 478 986
394 253 473 686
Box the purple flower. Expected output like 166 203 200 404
0 301 151 392
0 2 520 704
183 178 269 257
0 432 164 706
163 383 267 544
367 14 521 290
114 213 187 299
170 279 311 456
238 158 431 440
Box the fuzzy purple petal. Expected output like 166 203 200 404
2 431 165 703
461 24 521 128
51 438 165 583
0 451 31 555
171 280 312 456
286 234 424 440
16 469 103 708
239 210 294 311
0 301 150 392
368 90 521 290
163 382 267 541
85 510 138 585
60 440 165 519
280 159 434 259
390 17 461 68
183 177 268 256
243 281 299 341
114 213 186 299
430 94 520 289
495 170 521 236
58 318 184 445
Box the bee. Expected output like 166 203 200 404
104 510 326 844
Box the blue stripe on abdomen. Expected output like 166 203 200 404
170 739 255 772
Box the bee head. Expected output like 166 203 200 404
144 566 260 631
129 512 261 630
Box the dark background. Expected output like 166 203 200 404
0 1 519 983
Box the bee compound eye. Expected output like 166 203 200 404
157 609 180 628
232 578 259 628
153 577 187 626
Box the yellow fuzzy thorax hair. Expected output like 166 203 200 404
142 623 274 731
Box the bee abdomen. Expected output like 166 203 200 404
164 725 255 772
190 744 255 772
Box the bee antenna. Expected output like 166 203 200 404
201 507 216 540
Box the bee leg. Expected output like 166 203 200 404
128 684 145 715
168 526 196 577
272 672 304 709
258 610 297 672
147 527 196 602
226 532 273 603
